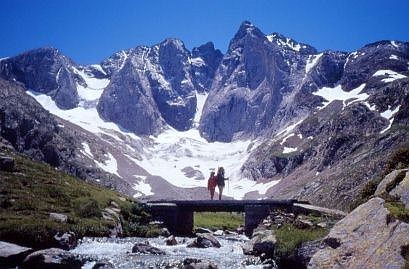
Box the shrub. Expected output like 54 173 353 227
73 198 101 218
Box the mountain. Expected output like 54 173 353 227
0 21 408 210
97 39 222 135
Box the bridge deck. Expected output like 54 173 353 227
146 199 303 212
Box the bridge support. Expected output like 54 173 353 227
244 205 270 236
149 203 194 236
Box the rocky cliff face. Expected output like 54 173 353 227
240 35 409 209
97 39 222 134
0 48 79 109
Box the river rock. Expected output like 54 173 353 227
308 197 409 269
165 235 177 246
187 234 221 248
49 212 68 223
0 155 14 172
0 241 32 267
213 230 224 236
242 229 276 257
21 248 83 269
131 242 166 255
182 258 218 269
53 232 77 250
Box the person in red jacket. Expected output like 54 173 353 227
207 171 217 200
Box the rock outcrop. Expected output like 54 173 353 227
0 241 33 268
0 47 79 109
308 197 409 269
21 248 83 269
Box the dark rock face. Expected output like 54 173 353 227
97 57 164 135
98 38 220 134
340 40 409 90
199 21 319 142
191 42 223 92
0 47 79 109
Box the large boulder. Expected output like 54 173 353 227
308 197 409 269
0 241 32 267
21 248 83 269
242 229 276 256
49 213 68 223
131 242 166 255
182 258 218 269
187 233 221 248
375 168 409 208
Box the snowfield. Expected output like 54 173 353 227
26 89 280 199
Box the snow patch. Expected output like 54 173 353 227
313 84 368 109
189 57 206 67
380 105 401 134
194 92 208 126
305 53 323 74
391 41 399 48
26 91 140 142
72 67 110 102
81 142 93 158
283 147 297 154
96 152 120 177
372 69 407 83
133 175 154 197
280 133 295 145
389 54 399 60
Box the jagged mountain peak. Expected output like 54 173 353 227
266 32 316 54
158 38 188 53
230 20 266 45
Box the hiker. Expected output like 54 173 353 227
207 171 217 200
216 167 228 200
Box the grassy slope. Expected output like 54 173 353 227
0 151 156 249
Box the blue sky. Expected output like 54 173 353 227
1 0 408 64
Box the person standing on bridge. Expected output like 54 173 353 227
216 167 228 200
207 171 217 200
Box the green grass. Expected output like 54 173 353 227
0 151 157 248
274 224 328 259
385 201 409 223
194 212 244 231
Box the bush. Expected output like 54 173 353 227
73 198 101 218
385 201 409 223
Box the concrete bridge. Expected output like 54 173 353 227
145 199 321 236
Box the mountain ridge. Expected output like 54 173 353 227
0 21 408 209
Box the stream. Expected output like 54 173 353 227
71 235 275 269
